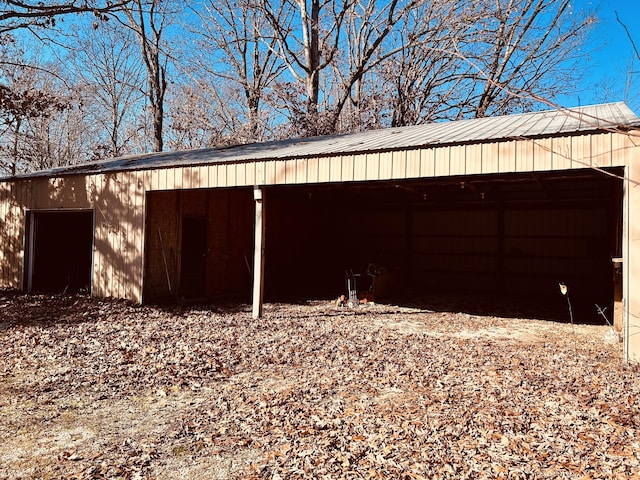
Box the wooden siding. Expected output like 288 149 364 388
0 131 637 308
622 133 640 362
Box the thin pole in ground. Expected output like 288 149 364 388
559 282 577 358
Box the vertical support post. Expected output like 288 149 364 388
496 198 505 293
26 210 35 292
625 165 640 362
252 186 265 319
624 147 640 362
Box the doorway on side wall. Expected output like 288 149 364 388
179 216 207 298
25 210 94 294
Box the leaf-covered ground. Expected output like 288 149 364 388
1 289 639 479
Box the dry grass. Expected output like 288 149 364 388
1 290 639 479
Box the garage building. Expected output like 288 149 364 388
1 102 640 361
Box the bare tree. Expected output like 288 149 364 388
0 54 86 174
187 0 285 144
376 1 473 126
0 0 132 34
67 20 146 158
458 0 594 118
118 0 173 152
261 0 470 135
22 87 89 171
165 82 235 150
0 40 68 175
614 11 640 112
257 0 353 136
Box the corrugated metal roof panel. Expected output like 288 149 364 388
4 102 639 180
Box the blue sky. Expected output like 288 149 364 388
560 0 640 112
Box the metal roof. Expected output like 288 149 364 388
4 102 639 180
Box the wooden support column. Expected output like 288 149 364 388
624 160 640 362
252 186 265 319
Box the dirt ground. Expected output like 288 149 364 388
1 289 639 479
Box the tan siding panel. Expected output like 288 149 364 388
482 143 499 174
157 168 167 191
553 136 573 170
627 142 640 360
131 171 145 302
611 132 634 166
378 152 393 179
592 133 612 168
307 157 319 183
191 166 202 188
15 183 25 288
226 162 237 187
124 172 136 301
165 168 176 190
0 183 5 285
265 160 277 184
296 158 307 183
2 183 16 287
365 152 379 180
328 156 342 182
516 139 534 171
319 157 332 182
245 162 256 186
466 144 482 175
274 161 287 185
420 148 436 177
150 169 160 192
235 162 246 187
435 146 450 176
93 175 108 298
284 159 297 184
211 165 221 187
0 183 8 286
215 165 226 187
196 165 209 188
499 141 516 173
534 138 553 171
573 135 591 169
182 167 193 189
391 150 406 179
176 168 187 190
449 145 465 176
406 149 421 178
255 161 265 185
342 155 355 182
354 154 367 181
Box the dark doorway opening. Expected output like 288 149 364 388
26 210 93 294
264 168 622 324
180 216 207 298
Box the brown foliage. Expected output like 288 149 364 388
1 289 639 479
